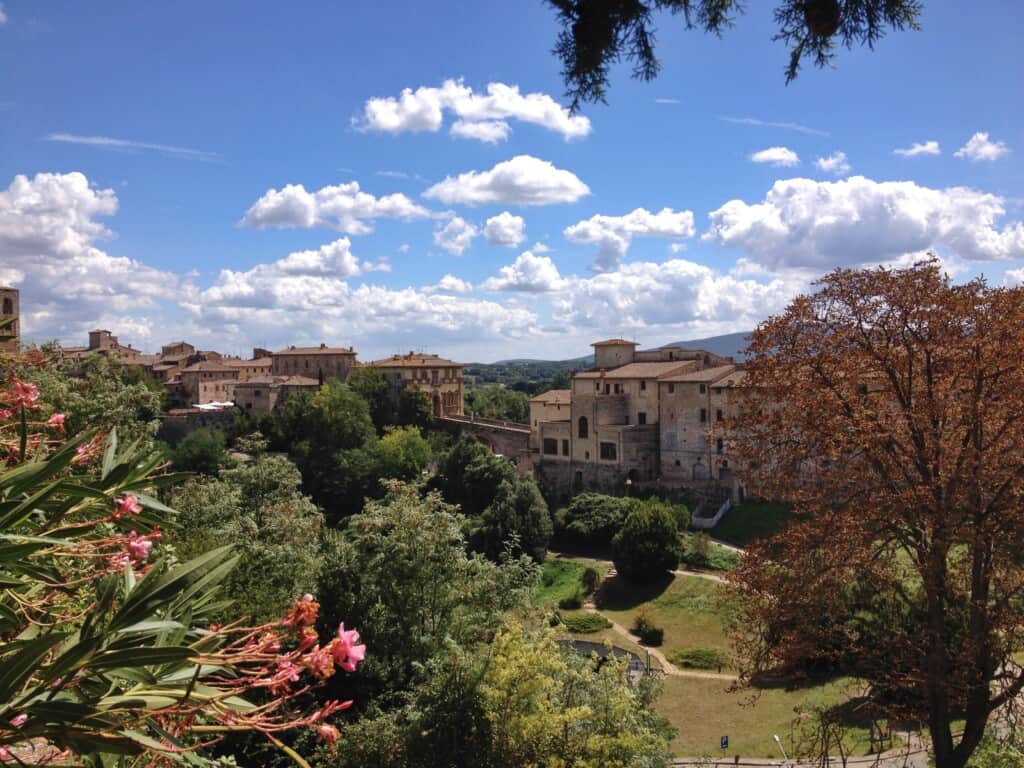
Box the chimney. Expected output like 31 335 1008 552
320 343 326 349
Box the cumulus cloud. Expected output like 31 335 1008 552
815 151 852 176
426 274 474 294
894 140 941 157
450 119 510 144
483 211 526 246
750 147 800 167
358 78 591 141
433 216 478 255
423 155 590 206
241 180 431 234
1004 268 1024 288
0 172 179 344
482 251 566 293
554 258 802 333
0 5 9 26
705 176 1024 270
955 132 1010 161
564 207 696 270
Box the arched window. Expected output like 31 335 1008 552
578 416 589 439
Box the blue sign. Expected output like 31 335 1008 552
721 736 729 750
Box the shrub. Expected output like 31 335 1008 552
611 504 682 582
561 493 637 548
559 612 613 633
632 609 664 646
170 427 226 475
680 532 740 571
670 501 691 530
669 647 726 670
581 566 602 595
558 588 585 609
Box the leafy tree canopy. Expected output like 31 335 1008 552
475 477 553 562
611 500 682 582
548 0 923 108
169 426 227 476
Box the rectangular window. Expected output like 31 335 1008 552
595 382 600 392
668 383 675 394
543 438 558 455
699 383 706 394
599 442 617 461
716 408 723 421
716 438 724 454
700 408 707 423
561 439 569 456
640 380 646 391
638 412 647 425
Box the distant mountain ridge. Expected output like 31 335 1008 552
487 331 753 367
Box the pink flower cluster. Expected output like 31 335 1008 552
113 494 143 519
125 528 161 564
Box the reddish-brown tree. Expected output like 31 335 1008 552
727 260 1024 768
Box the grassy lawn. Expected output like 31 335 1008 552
658 675 885 758
533 555 609 607
712 502 792 546
597 573 736 668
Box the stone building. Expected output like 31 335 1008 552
531 338 745 502
223 355 273 381
0 286 18 352
271 344 356 381
233 375 320 414
61 329 145 362
366 352 465 417
178 360 241 405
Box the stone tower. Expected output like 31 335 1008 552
0 286 18 352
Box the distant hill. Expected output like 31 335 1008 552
468 332 754 389
665 331 752 361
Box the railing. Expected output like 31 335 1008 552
692 497 732 530
443 413 531 432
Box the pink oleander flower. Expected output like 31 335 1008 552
331 623 366 673
7 379 40 410
284 594 319 629
316 723 341 746
0 746 10 760
113 494 143 519
0 408 11 420
277 660 301 684
126 530 156 563
9 713 27 728
46 412 65 432
305 645 335 679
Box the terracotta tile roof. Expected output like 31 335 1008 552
591 338 638 347
274 344 355 355
574 362 695 380
233 376 279 386
369 352 462 368
661 364 737 383
277 376 320 386
717 370 748 387
529 389 571 404
181 360 239 373
222 357 272 367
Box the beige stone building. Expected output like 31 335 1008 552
223 355 273 381
0 287 19 352
531 338 745 502
367 352 464 417
62 329 146 362
271 344 356 381
233 375 320 414
179 360 241 405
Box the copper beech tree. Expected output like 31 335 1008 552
727 260 1024 768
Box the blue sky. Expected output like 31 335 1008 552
1 0 1022 361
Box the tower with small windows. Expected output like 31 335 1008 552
0 287 19 352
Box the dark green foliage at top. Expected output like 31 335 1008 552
463 384 530 423
612 502 682 582
169 427 226 475
434 435 517 517
547 0 922 108
559 492 639 549
347 367 433 432
475 477 553 562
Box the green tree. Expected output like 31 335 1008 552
476 477 552 562
434 435 517 517
547 0 923 108
169 427 227 475
377 426 432 480
612 502 682 582
347 366 393 431
464 384 529 423
170 454 324 622
559 492 639 549
317 482 538 693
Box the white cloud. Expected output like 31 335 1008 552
705 176 1024 270
426 274 474 294
44 133 221 162
669 243 687 253
750 147 800 167
358 78 591 141
423 155 590 206
531 241 551 253
450 119 510 144
814 151 852 176
241 180 431 234
564 207 696 270
433 216 478 255
554 258 803 333
0 172 180 344
894 140 941 157
482 251 566 293
483 211 526 246
655 98 680 105
955 132 1010 162
721 116 828 136
1004 268 1024 288
398 243 410 253
0 4 7 25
